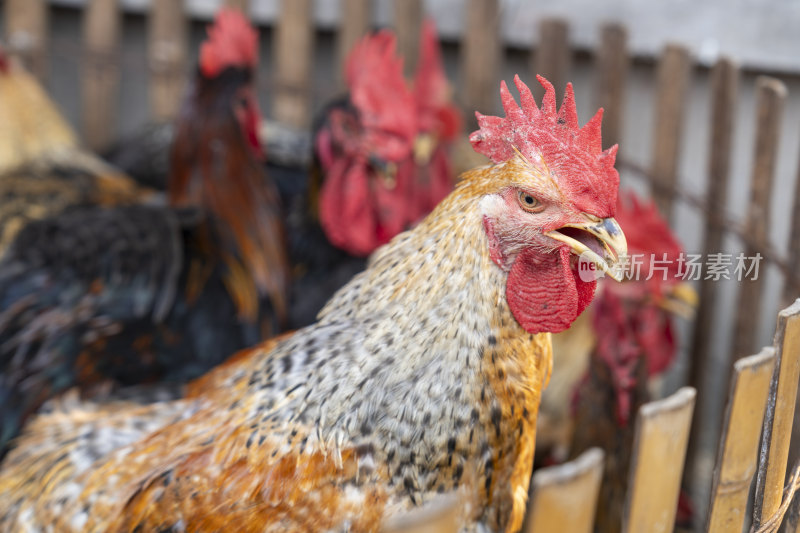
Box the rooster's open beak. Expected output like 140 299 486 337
546 215 627 282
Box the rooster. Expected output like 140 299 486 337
313 25 459 258
289 23 461 327
0 48 148 259
0 10 288 458
0 75 625 532
537 191 695 532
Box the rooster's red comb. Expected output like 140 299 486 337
414 20 461 139
345 30 416 153
470 75 619 217
615 191 684 278
200 9 258 78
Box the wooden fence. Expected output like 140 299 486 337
4 0 800 531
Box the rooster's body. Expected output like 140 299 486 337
0 11 288 458
0 76 625 532
0 53 148 259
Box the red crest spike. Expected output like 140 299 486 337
200 9 259 78
469 75 619 217
559 83 579 130
345 31 416 158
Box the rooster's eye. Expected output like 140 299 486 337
517 191 543 213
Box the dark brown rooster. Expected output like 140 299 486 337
0 10 288 458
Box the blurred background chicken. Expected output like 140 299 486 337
290 23 461 327
535 190 697 532
0 47 148 259
0 9 289 458
0 75 626 533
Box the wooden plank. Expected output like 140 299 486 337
382 494 459 533
753 300 800 528
706 347 776 533
533 18 570 105
336 0 372 88
525 448 604 533
784 138 800 304
649 43 691 220
622 387 696 533
82 0 121 151
273 0 314 128
460 0 500 120
731 77 787 361
593 22 628 151
223 0 250 13
148 0 188 122
684 57 740 487
3 0 48 81
393 0 423 76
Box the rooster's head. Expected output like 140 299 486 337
195 8 262 158
468 75 627 334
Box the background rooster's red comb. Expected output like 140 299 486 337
199 9 259 78
413 20 461 140
469 75 619 217
344 30 416 152
615 190 685 285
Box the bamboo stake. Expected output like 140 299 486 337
622 387 696 533
593 23 628 151
649 44 691 221
82 0 121 151
684 57 739 490
753 300 800 528
525 448 604 533
336 0 372 88
273 0 314 128
3 0 48 81
393 0 423 77
707 348 776 533
731 77 786 362
148 0 188 122
223 0 250 13
533 18 570 106
461 0 500 121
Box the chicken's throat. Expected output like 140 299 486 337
506 246 596 334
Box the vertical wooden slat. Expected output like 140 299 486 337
3 0 48 81
393 0 423 76
336 0 372 88
148 0 188 122
784 137 800 303
525 448 604 533
382 494 459 533
593 23 628 151
706 347 776 533
753 300 800 528
684 57 739 488
273 0 314 128
649 44 691 220
622 387 696 533
461 0 500 120
223 0 250 13
731 77 787 362
533 18 570 105
82 0 121 151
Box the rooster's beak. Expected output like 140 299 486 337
547 215 627 282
